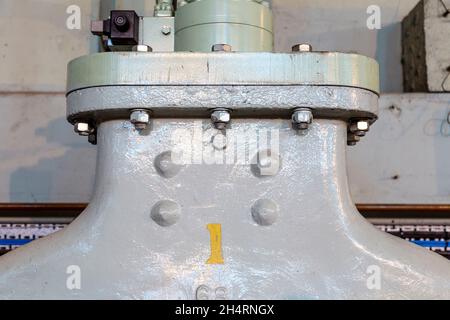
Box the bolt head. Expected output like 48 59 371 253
349 120 370 133
292 109 313 130
356 120 370 131
91 20 104 36
354 131 366 137
161 25 172 35
211 110 231 124
212 44 232 52
74 122 93 136
347 134 361 146
130 110 150 129
292 44 312 52
133 45 152 52
88 133 97 145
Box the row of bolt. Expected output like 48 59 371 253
77 43 369 145
210 108 371 146
134 42 314 53
74 108 371 146
211 43 313 53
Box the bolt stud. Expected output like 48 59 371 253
348 120 370 140
212 44 232 52
130 109 151 130
211 109 231 130
74 122 94 137
292 108 313 131
292 44 312 52
132 45 153 52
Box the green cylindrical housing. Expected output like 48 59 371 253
175 0 273 52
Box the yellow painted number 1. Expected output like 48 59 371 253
206 224 224 264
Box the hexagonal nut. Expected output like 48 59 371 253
130 110 150 129
74 122 93 136
349 120 370 133
133 45 153 52
88 133 97 145
212 44 232 52
91 20 104 36
161 25 172 35
211 110 231 124
292 44 312 52
292 109 313 125
347 134 361 145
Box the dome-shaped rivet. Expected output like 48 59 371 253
151 200 181 227
251 150 281 177
251 199 279 226
154 151 183 178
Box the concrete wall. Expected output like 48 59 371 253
2 0 449 204
349 94 450 204
0 0 100 93
0 0 100 203
0 94 96 202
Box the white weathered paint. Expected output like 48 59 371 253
0 94 96 202
349 93 450 204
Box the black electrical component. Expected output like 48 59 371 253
91 10 139 46
109 10 139 45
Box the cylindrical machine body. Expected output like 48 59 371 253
175 0 273 52
1 117 450 299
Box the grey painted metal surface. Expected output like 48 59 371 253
1 119 450 299
67 85 378 123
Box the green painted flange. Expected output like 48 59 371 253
67 52 380 95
